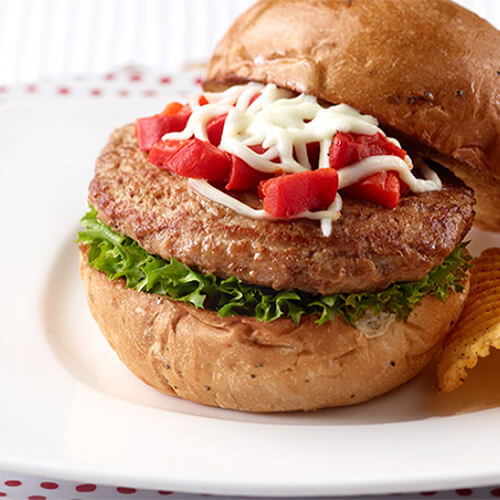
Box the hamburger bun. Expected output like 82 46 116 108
205 0 500 231
79 0 486 412
80 246 469 412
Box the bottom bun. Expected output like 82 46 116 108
80 247 469 412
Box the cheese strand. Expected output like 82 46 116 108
163 83 442 236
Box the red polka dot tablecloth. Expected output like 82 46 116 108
1 472 500 500
1 67 499 500
0 67 203 101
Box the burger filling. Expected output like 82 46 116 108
78 205 470 327
135 82 442 237
80 82 474 330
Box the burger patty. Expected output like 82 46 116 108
89 124 475 295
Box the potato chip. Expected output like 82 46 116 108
438 248 500 392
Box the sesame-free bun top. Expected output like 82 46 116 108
205 0 500 230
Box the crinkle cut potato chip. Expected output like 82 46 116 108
438 248 500 392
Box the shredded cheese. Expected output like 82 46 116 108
188 179 343 236
162 82 442 236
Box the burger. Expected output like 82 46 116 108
77 0 499 412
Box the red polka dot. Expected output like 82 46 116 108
57 86 70 95
194 77 203 86
143 89 156 97
420 493 437 497
40 481 59 490
160 76 171 84
76 484 97 492
26 84 37 93
491 489 500 497
0 86 7 93
90 88 102 96
117 486 136 494
118 89 129 97
28 496 47 500
4 480 22 487
158 491 173 495
130 73 142 82
105 72 116 81
456 489 473 496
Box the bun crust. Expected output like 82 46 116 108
80 246 469 412
205 0 500 231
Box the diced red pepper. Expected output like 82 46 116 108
206 113 227 147
148 139 189 168
162 102 185 115
329 132 406 169
292 142 320 168
161 138 231 182
135 103 192 152
198 95 209 106
259 169 339 218
329 132 408 209
329 133 359 170
306 142 320 169
343 171 402 209
249 144 267 155
225 144 279 191
136 114 188 151
166 103 191 116
225 155 273 191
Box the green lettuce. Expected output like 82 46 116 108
77 206 471 326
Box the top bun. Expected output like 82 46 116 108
204 0 500 231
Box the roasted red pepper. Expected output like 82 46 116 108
226 155 273 191
206 113 227 147
329 132 406 168
162 102 185 115
158 138 231 183
198 95 209 106
135 103 192 152
225 144 279 191
330 132 407 209
342 171 402 209
306 142 320 169
259 169 339 218
148 139 189 168
248 144 268 156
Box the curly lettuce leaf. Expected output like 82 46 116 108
77 206 471 326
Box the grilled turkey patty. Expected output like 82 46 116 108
88 124 475 295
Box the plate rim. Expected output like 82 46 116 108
2 96 500 497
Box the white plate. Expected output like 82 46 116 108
1 98 500 497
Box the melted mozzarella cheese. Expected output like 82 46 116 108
162 82 442 237
188 179 343 237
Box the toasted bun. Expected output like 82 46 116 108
80 246 469 412
205 0 500 231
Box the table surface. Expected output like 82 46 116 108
0 470 499 500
